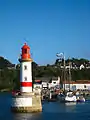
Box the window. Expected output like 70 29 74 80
24 49 27 54
66 85 69 88
24 65 27 70
72 85 76 90
24 77 27 81
84 85 86 88
53 82 56 84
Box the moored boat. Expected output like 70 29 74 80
76 95 85 102
65 92 77 102
57 92 77 102
57 92 65 102
12 90 21 96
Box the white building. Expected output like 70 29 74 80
80 64 85 70
34 76 60 89
48 76 60 88
63 80 90 91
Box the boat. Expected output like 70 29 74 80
75 91 85 102
12 90 21 96
57 92 77 102
57 92 65 102
65 92 77 102
76 95 85 102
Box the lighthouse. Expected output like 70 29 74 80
19 43 32 93
11 43 42 113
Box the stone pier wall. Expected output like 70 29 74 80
11 93 42 113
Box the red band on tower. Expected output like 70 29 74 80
21 82 32 87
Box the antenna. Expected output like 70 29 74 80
24 38 28 44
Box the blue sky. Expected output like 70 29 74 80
0 0 90 65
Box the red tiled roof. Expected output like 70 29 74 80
63 80 90 84
35 80 41 82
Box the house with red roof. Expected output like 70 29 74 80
63 80 90 91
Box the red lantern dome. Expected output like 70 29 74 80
21 43 30 49
19 43 32 62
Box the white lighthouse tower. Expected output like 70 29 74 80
20 43 32 93
11 43 42 113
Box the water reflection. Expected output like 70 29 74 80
64 102 77 113
13 113 42 120
65 102 76 106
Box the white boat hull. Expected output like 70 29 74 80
58 92 77 102
65 95 77 102
76 96 85 102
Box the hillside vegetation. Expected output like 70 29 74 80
0 56 90 91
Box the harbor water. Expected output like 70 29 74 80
0 93 90 120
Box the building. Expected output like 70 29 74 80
34 76 60 89
48 76 60 88
35 77 50 89
34 80 42 89
63 80 90 91
7 64 16 69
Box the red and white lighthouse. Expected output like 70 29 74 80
19 43 33 93
11 43 42 113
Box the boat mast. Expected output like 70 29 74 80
56 52 66 91
68 58 71 91
63 54 66 92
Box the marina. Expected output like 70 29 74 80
41 88 87 103
1 92 90 120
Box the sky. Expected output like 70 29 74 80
0 0 90 65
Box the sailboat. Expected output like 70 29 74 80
64 61 77 102
64 61 85 103
58 59 77 102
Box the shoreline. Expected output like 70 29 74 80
0 88 12 92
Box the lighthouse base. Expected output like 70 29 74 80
11 93 42 113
